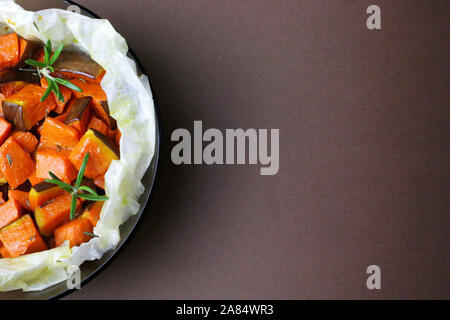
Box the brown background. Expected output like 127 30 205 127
25 0 450 299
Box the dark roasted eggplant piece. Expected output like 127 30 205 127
0 69 40 84
52 51 105 81
64 97 92 134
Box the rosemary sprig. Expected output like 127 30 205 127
25 40 82 103
44 153 109 220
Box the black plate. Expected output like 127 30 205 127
0 0 161 300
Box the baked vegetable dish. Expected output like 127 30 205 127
0 34 119 257
0 0 156 292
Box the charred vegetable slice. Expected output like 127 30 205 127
64 97 92 135
54 217 93 248
52 51 105 82
0 69 40 84
2 84 56 131
35 149 77 184
0 214 47 258
81 201 103 227
34 193 81 237
0 33 19 71
18 38 42 68
0 200 23 229
0 137 34 188
28 182 65 211
69 129 119 178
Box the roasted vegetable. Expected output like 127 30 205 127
2 84 56 131
81 201 103 227
28 168 45 186
8 190 31 211
69 129 119 178
0 81 28 97
35 149 77 184
88 116 115 140
52 51 105 82
0 137 34 188
18 38 42 67
34 193 81 237
0 33 19 71
0 69 40 84
54 217 93 248
70 79 116 129
38 117 80 156
93 174 105 190
0 116 12 145
64 97 92 135
40 78 72 114
0 214 47 258
28 182 64 211
10 130 38 153
0 199 23 229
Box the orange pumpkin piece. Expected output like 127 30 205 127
2 84 56 131
54 217 93 248
28 168 45 186
10 130 38 153
0 200 23 229
0 214 47 257
69 129 119 178
35 149 77 184
35 193 81 237
38 117 80 156
88 116 115 139
0 116 12 145
28 182 65 211
115 128 121 147
93 174 105 189
0 137 34 188
70 79 115 129
40 77 72 114
0 33 19 71
0 81 28 97
81 201 103 227
8 190 31 211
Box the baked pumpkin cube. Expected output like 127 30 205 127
54 217 93 248
35 148 77 184
0 214 47 257
0 137 34 188
81 201 103 227
0 116 12 145
0 33 19 71
2 84 56 131
69 129 119 178
0 199 23 229
8 190 31 211
10 130 38 153
34 193 81 237
28 182 65 211
38 117 80 157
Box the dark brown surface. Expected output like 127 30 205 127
47 0 448 299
